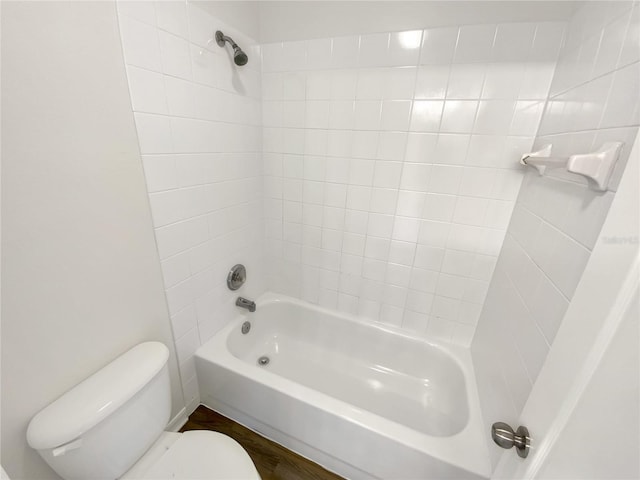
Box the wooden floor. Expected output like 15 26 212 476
181 405 346 480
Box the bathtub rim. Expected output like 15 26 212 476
196 291 491 478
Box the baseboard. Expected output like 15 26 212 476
166 407 188 432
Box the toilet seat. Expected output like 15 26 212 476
123 430 261 479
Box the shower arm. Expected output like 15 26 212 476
215 31 238 49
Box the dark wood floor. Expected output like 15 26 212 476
181 405 346 480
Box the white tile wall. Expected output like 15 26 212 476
262 21 564 345
117 1 265 414
471 1 639 470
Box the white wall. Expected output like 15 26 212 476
261 22 564 344
192 1 580 44
1 2 184 478
535 289 638 479
254 1 579 43
116 0 265 414
193 0 260 41
471 0 639 470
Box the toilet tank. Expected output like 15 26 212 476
27 342 171 480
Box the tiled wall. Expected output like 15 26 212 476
116 1 265 413
471 0 639 469
261 22 564 345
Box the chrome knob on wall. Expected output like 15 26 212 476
491 422 531 458
227 264 247 290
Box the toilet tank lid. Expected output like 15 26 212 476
27 342 170 450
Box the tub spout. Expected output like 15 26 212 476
236 297 256 312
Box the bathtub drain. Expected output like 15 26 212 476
257 355 270 366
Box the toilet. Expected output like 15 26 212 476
26 342 261 480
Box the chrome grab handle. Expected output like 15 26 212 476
491 422 530 458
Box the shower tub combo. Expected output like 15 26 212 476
196 293 490 479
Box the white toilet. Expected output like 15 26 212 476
26 342 261 480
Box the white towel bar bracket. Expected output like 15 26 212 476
520 142 623 191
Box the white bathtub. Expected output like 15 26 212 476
196 293 490 479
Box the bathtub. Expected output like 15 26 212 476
195 293 490 479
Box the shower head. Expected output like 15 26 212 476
233 46 248 66
215 30 248 66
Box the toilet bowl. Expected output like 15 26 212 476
26 342 261 480
122 431 260 479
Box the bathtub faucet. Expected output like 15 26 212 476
236 297 256 312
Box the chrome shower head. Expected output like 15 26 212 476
233 46 248 66
215 30 248 66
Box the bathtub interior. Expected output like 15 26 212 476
227 299 469 437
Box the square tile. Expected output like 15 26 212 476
410 101 444 132
421 27 459 65
454 24 497 64
389 30 422 66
